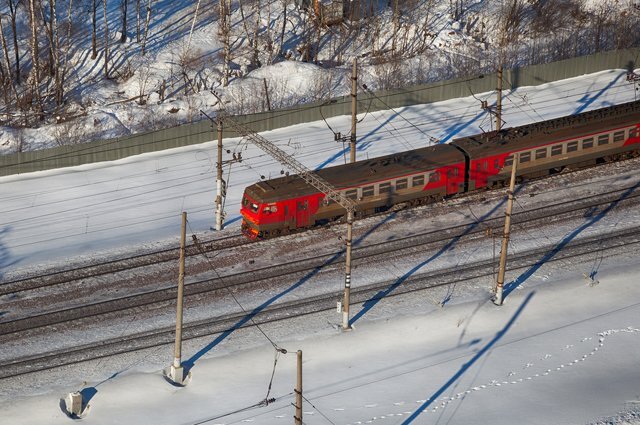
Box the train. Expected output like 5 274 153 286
240 100 640 239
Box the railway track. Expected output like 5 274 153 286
0 234 249 296
1 221 638 380
1 183 638 337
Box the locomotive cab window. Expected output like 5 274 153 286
551 145 563 156
566 141 578 152
395 178 408 190
613 131 625 142
598 134 609 145
412 175 425 187
243 197 249 207
582 138 594 149
379 182 391 193
535 148 547 159
362 186 374 197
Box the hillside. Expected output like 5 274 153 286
0 0 639 154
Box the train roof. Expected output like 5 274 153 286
245 143 464 202
451 100 640 158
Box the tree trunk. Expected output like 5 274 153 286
28 0 43 118
136 0 140 42
91 0 97 59
220 0 231 86
141 0 152 55
120 0 128 43
8 0 20 83
0 16 19 105
103 0 109 77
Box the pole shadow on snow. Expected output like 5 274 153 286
502 181 640 299
400 291 534 424
572 71 625 115
350 185 525 327
184 212 398 370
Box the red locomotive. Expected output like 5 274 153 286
241 100 640 239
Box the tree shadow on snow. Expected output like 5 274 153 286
502 180 640 300
0 226 23 282
350 185 525 327
400 291 534 424
183 212 398 370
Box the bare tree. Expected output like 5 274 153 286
141 0 151 55
103 0 109 76
6 0 21 82
27 0 43 116
120 0 128 42
219 0 231 86
0 15 19 104
91 0 97 59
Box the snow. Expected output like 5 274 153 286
1 70 640 424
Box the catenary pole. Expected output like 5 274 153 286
496 65 503 131
350 57 357 163
294 350 302 425
215 119 224 231
494 153 518 305
169 211 188 384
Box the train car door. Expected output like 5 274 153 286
296 200 310 227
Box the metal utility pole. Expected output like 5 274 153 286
494 153 518 306
294 350 303 425
220 114 357 330
215 119 225 231
496 65 503 131
350 58 357 163
168 211 189 385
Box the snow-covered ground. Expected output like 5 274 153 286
1 67 638 278
1 70 640 424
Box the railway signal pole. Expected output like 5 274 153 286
494 153 518 306
220 113 357 330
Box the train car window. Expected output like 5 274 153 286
551 145 563 156
412 175 425 187
395 178 408 190
535 148 547 160
566 141 578 152
598 134 609 145
362 186 374 197
345 189 358 200
519 152 531 163
582 138 594 149
379 182 391 193
429 172 440 183
613 131 625 142
504 155 514 167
